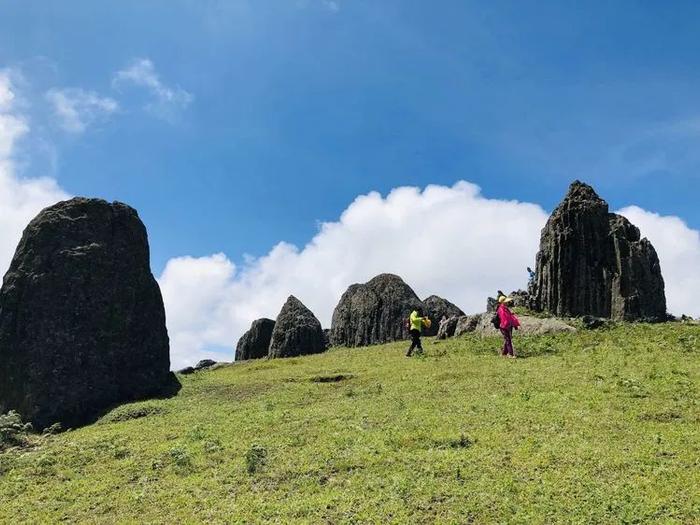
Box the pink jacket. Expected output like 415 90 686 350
497 304 520 330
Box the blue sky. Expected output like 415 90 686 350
2 1 700 366
2 0 700 273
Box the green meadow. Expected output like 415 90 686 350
1 323 699 524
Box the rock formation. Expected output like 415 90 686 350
235 318 275 361
423 295 465 336
531 181 666 321
454 314 484 337
0 198 172 429
268 296 325 358
329 273 424 347
436 316 459 339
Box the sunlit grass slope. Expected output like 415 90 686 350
1 323 699 523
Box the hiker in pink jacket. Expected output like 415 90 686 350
497 295 520 358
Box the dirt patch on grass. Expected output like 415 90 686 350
638 411 683 423
310 373 355 383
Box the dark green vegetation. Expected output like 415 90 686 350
1 323 699 523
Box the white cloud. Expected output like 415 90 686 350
0 70 70 276
618 206 700 318
112 58 193 120
45 88 118 133
159 182 550 368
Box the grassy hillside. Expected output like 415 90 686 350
1 323 699 524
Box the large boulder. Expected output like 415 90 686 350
0 198 172 429
422 295 465 336
268 296 325 358
235 318 275 361
436 316 459 339
531 181 666 321
329 273 424 347
454 314 484 337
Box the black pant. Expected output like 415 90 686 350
406 329 423 356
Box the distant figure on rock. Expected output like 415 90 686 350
496 296 520 359
405 308 429 357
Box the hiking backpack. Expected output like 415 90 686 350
490 308 501 330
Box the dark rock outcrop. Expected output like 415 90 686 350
581 315 606 330
0 198 172 430
194 359 217 370
531 181 666 321
235 318 275 361
423 295 465 336
436 316 459 339
329 273 424 347
268 296 325 358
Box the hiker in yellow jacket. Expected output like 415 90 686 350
406 308 429 357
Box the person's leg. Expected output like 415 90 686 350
500 328 509 356
406 329 418 356
415 331 424 355
505 327 514 357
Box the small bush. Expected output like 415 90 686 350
0 411 32 450
245 444 267 474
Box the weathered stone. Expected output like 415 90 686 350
436 316 459 339
581 315 606 330
329 274 424 347
194 359 217 370
531 181 666 321
178 367 196 375
474 314 576 336
454 314 484 337
268 296 325 358
423 295 465 336
0 198 173 430
235 318 275 361
322 329 331 349
486 297 499 312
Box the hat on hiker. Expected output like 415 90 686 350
498 295 513 304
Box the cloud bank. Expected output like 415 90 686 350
159 182 550 368
0 70 69 274
618 206 700 318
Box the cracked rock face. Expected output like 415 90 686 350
235 318 275 361
531 181 666 321
0 198 171 429
329 273 424 347
267 296 325 358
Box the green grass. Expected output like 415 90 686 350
1 323 699 524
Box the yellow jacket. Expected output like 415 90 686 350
410 310 425 331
